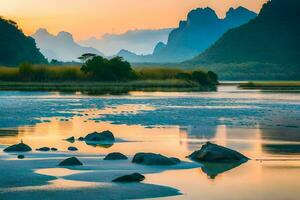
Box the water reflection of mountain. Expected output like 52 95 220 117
263 144 300 155
0 129 19 137
180 126 217 150
181 126 217 139
260 128 300 142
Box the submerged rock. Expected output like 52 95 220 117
17 155 25 159
104 152 128 160
84 130 115 142
59 157 83 166
65 136 75 143
188 142 249 163
4 142 32 152
132 153 181 166
68 146 78 151
112 173 145 183
36 147 50 152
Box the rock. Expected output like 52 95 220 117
84 130 115 142
112 173 145 183
58 157 83 166
51 147 58 151
36 147 50 152
4 142 32 152
188 142 249 163
104 152 128 160
17 155 25 159
68 146 78 151
65 136 75 143
132 153 181 166
78 137 84 141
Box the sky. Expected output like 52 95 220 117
0 0 267 40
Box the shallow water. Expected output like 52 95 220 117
0 86 300 199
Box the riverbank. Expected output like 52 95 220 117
239 81 300 90
0 80 216 94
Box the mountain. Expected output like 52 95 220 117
0 17 47 66
186 0 300 80
32 29 103 62
79 28 172 56
119 7 256 63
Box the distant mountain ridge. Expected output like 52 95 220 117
79 28 172 56
185 0 300 80
118 7 257 63
0 18 46 66
32 29 103 62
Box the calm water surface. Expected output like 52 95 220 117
0 86 300 200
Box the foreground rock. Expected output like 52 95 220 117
132 153 180 166
112 173 145 183
59 157 83 166
68 146 78 151
4 142 32 152
104 152 128 160
51 147 58 151
65 136 75 143
84 130 115 142
36 147 50 152
188 142 249 163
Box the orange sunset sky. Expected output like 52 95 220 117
0 0 267 40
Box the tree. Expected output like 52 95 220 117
80 56 136 81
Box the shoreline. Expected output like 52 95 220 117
0 81 216 94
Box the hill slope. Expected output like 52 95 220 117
32 29 103 62
186 0 300 80
119 7 256 63
0 18 47 66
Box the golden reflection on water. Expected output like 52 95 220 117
1 105 300 200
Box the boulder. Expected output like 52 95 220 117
68 146 78 151
4 142 32 152
17 155 25 159
188 142 249 163
84 130 115 142
104 152 128 160
132 153 181 166
51 147 58 151
65 136 75 143
36 147 50 152
59 157 83 166
112 173 145 183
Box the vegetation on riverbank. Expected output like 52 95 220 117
0 56 218 93
239 81 300 90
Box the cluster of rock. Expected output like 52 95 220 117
3 131 249 183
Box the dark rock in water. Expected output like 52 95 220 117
51 148 58 151
4 142 32 152
132 153 181 166
59 157 83 166
188 142 249 163
78 137 84 141
65 136 75 143
68 146 78 151
112 173 145 183
104 152 128 160
84 130 115 142
17 155 25 159
36 147 50 152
